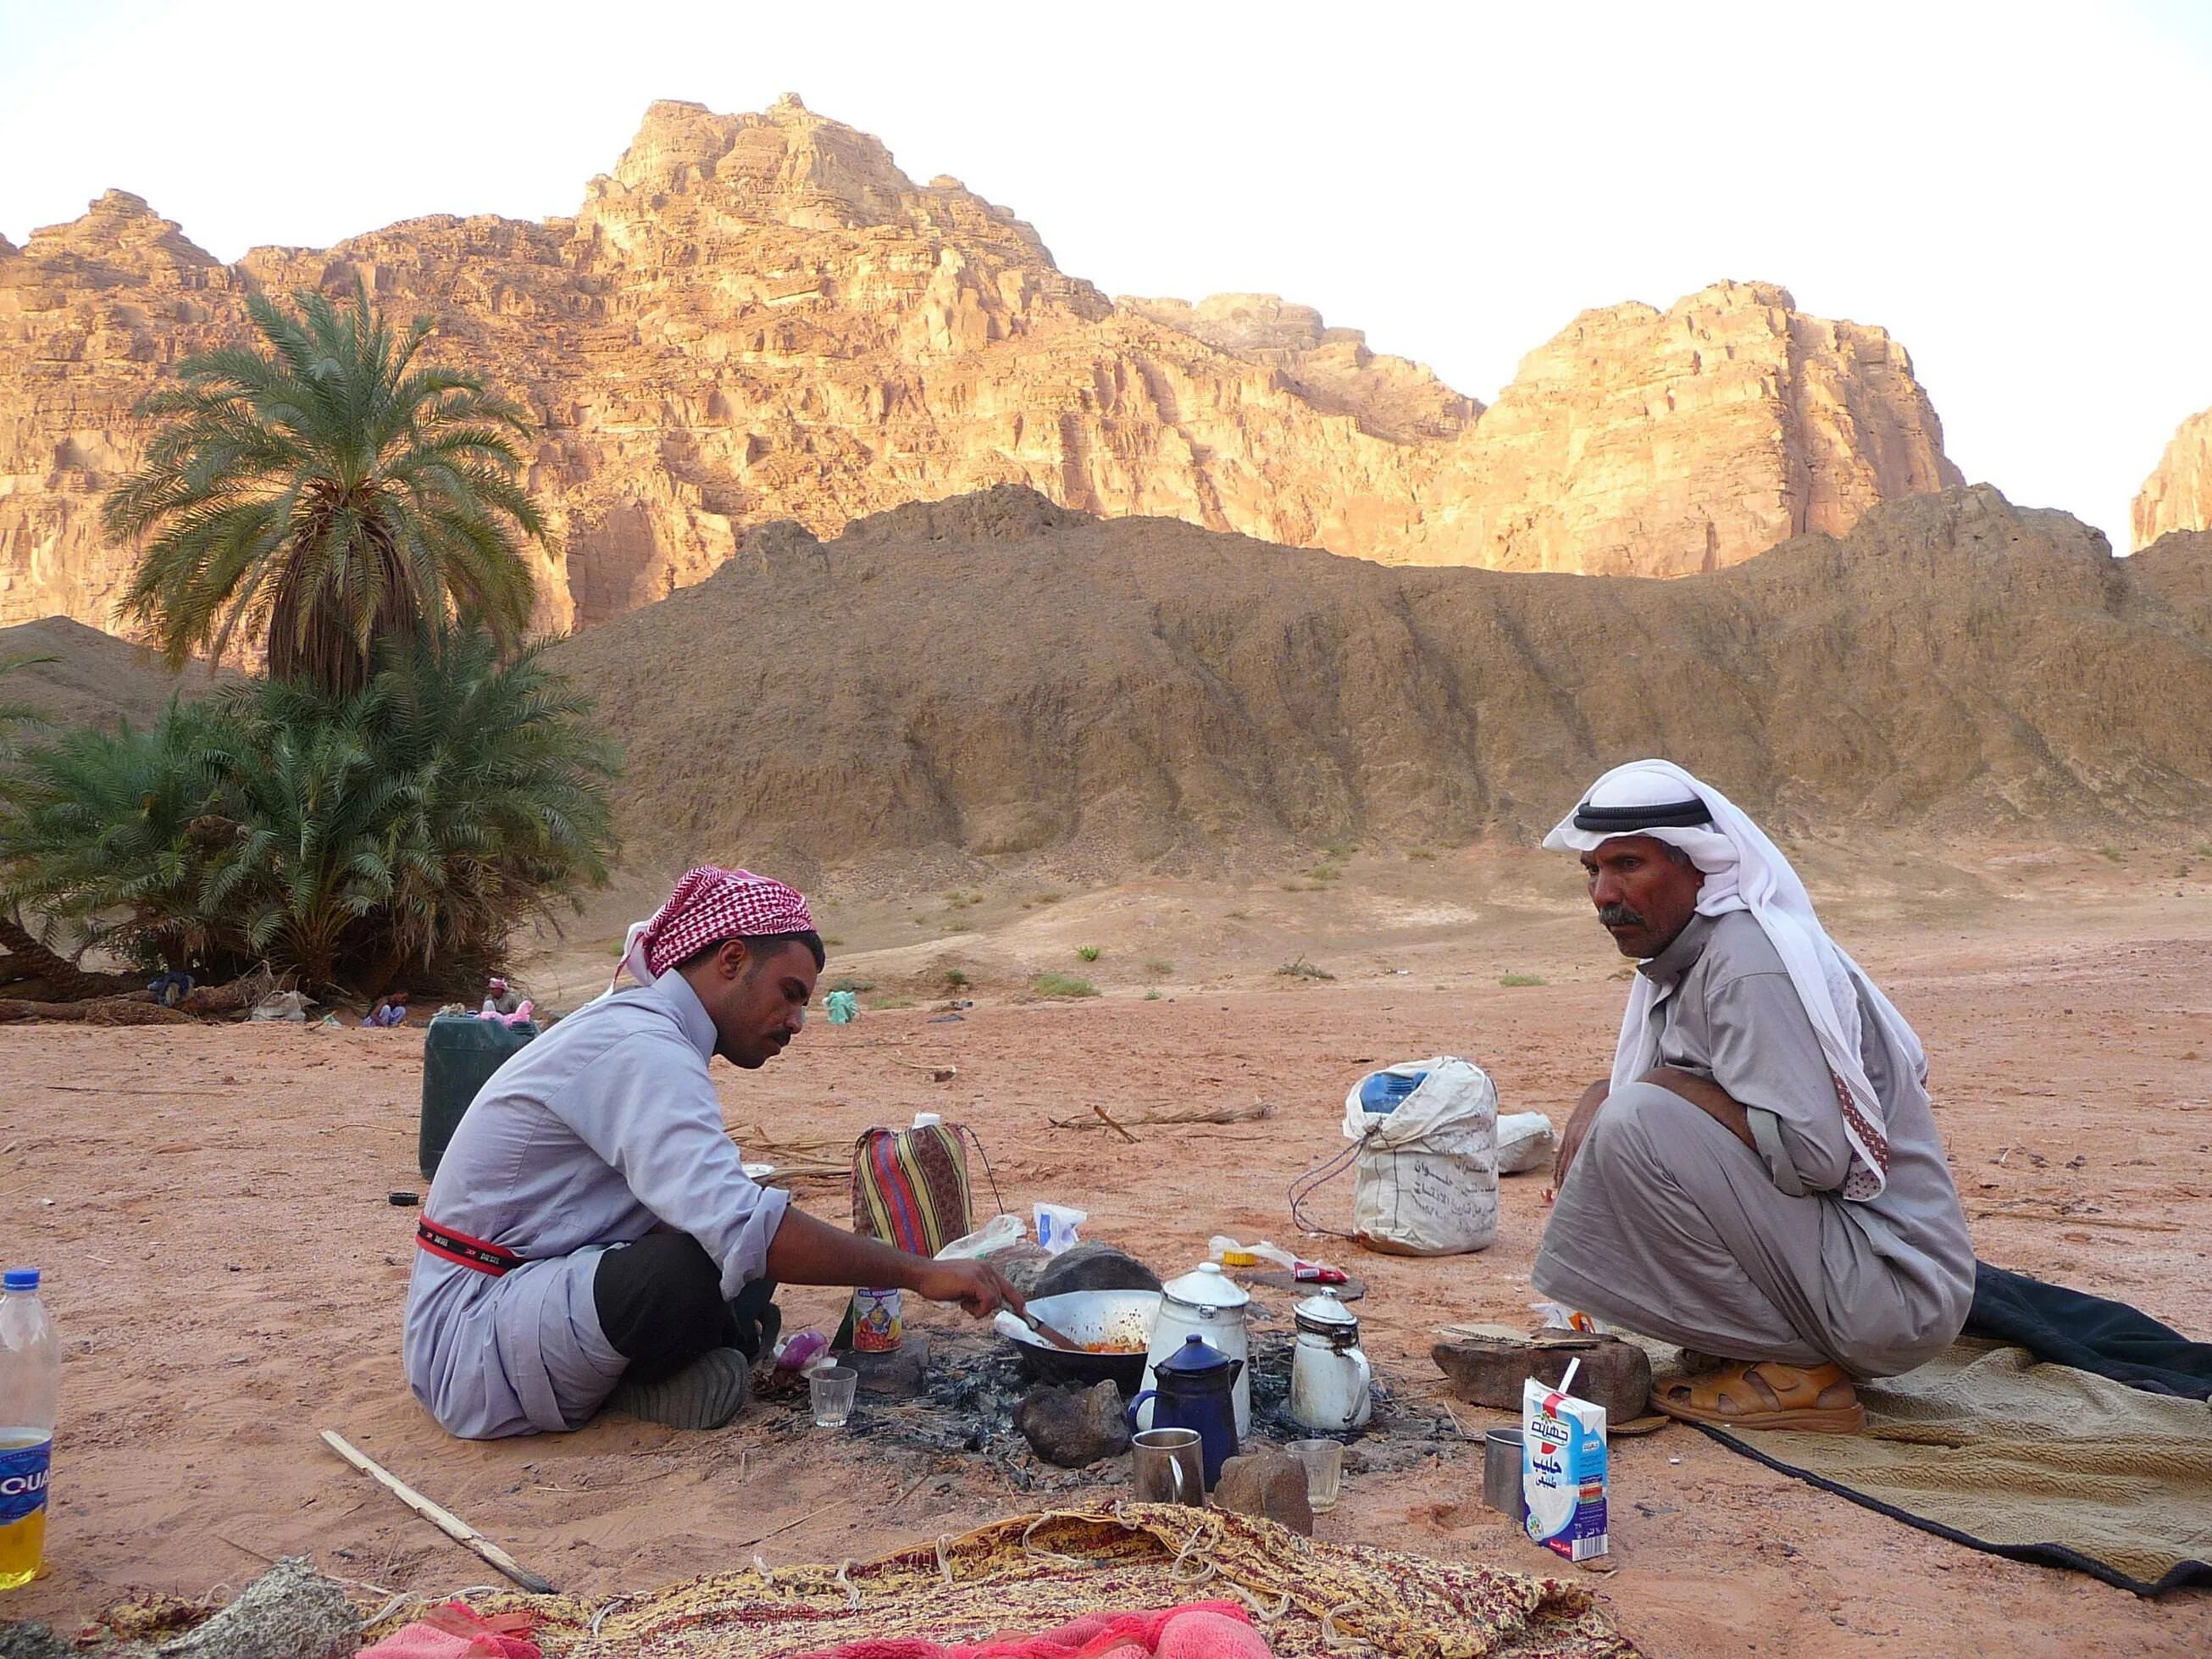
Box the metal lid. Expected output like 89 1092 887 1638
1156 1333 1234 1375
1294 1289 1359 1334
1161 1261 1250 1312
3 1268 38 1292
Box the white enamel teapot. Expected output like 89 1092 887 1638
1139 1262 1250 1435
1288 1288 1372 1432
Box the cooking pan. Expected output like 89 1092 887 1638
1001 1289 1160 1393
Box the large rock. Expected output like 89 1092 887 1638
0 100 1959 649
1032 1242 1164 1299
1403 280 1960 577
2134 406 2212 550
1015 1379 1131 1467
1211 1450 1315 1535
1433 1333 1652 1424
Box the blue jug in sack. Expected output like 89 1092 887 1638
1357 1068 1428 1114
1127 1334 1243 1488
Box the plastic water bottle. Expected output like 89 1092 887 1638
0 1268 60 1591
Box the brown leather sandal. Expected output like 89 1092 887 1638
1654 1359 1868 1434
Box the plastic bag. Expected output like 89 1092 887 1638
1208 1235 1297 1272
1034 1202 1087 1256
1341 1057 1499 1256
934 1212 1026 1260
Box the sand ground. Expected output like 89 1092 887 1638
4 846 2209 1656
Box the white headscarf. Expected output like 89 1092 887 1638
1543 759 1922 1201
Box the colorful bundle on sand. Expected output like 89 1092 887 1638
410 1506 1636 1659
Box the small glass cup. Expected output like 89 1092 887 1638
1289 1438 1344 1512
810 1364 858 1428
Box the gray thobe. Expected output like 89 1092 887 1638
1533 911 1974 1378
402 972 791 1439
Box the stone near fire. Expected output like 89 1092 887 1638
847 1332 931 1395
1014 1379 1132 1467
1211 1449 1315 1535
1031 1242 1164 1299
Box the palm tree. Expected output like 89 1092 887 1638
103 281 544 695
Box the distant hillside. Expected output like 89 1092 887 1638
0 616 209 730
547 484 2212 888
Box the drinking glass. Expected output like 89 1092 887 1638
1289 1438 1344 1512
810 1364 858 1428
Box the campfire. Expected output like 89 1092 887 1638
751 1321 1463 1494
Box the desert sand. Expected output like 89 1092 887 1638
4 852 2209 1656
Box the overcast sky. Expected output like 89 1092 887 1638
5 0 2208 547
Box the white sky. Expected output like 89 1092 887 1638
4 0 2208 547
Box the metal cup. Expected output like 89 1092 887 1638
1132 1427 1206 1507
1484 1427 1527 1524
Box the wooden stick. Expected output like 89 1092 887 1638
1971 1209 2183 1233
1093 1103 1139 1144
1049 1101 1273 1131
320 1430 555 1594
732 1494 857 1551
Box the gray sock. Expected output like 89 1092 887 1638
603 1347 753 1430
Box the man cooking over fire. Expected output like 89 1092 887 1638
404 866 1022 1439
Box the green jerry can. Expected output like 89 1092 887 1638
419 1013 540 1180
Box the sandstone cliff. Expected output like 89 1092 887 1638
548 485 2212 886
1 96 1962 645
2132 406 2212 550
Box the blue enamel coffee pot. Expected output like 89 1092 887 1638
1126 1333 1243 1488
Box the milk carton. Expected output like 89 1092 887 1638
1522 1373 1608 1561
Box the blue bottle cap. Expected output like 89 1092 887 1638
3 1268 37 1292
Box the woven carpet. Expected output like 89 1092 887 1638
458 1506 1634 1659
1704 1340 2212 1595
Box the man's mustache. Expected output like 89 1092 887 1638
1596 902 1645 929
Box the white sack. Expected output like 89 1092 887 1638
1341 1057 1500 1255
1495 1111 1559 1176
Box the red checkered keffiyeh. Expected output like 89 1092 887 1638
612 867 815 990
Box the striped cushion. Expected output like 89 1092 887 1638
850 1123 973 1256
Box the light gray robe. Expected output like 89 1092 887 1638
402 973 790 1439
1533 911 1974 1378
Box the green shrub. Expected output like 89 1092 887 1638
943 968 971 990
1144 989 1162 1001
1499 973 1548 988
0 626 616 995
829 975 877 994
1033 972 1099 998
1075 944 1102 962
1406 847 1437 862
1144 957 1173 977
1275 957 1334 980
868 995 915 1011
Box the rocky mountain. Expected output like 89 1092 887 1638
547 485 2212 887
2133 405 2212 549
3 96 1960 645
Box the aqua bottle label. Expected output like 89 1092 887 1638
0 1440 49 1525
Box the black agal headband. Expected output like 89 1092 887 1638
1572 796 1712 832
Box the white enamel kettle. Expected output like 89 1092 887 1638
1139 1262 1250 1435
1289 1289 1372 1432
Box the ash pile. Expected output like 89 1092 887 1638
750 1243 1463 1495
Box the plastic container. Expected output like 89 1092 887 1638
1356 1068 1428 1113
1 1268 60 1592
419 1013 539 1180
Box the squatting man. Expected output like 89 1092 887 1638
1533 760 1975 1432
405 868 1023 1439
